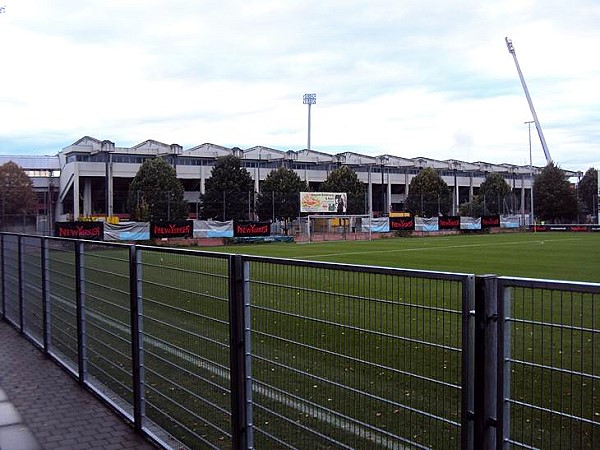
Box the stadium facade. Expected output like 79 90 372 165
2 135 579 223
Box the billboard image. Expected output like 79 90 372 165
300 192 347 213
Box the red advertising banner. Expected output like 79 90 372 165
234 221 271 237
150 221 193 239
55 222 104 240
439 216 460 230
389 216 415 231
481 215 501 228
531 225 600 232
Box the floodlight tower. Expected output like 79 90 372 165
303 93 316 150
525 121 535 226
505 37 552 163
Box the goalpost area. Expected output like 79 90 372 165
295 214 378 242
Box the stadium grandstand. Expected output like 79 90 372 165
1 135 580 224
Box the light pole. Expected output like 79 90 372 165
597 168 600 224
525 120 535 227
303 94 316 150
379 156 389 216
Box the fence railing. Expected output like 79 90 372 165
0 232 598 449
496 277 600 449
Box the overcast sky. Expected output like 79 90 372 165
0 0 598 171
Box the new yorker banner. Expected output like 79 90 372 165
150 221 193 239
55 221 104 240
438 216 460 230
389 216 415 231
481 215 501 228
234 221 271 237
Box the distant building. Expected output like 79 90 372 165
0 154 60 232
5 136 577 225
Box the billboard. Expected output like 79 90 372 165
300 192 347 213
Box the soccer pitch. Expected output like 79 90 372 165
196 232 600 283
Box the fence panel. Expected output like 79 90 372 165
498 278 600 449
46 238 79 374
81 241 135 417
2 234 20 327
246 257 472 449
138 247 233 449
21 235 44 345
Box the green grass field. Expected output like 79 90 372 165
195 232 600 283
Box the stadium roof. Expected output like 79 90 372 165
5 136 580 177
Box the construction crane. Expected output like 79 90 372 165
505 37 552 163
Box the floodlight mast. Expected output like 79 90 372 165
505 37 552 163
303 93 316 150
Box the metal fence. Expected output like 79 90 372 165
496 278 600 449
0 232 598 449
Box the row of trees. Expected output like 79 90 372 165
126 156 598 224
0 162 38 221
0 158 596 225
126 155 367 222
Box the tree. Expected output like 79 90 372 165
127 158 188 221
404 168 451 217
475 173 512 215
0 161 38 218
577 167 597 219
533 162 578 223
201 154 254 221
256 167 308 222
320 165 366 214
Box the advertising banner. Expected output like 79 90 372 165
500 215 521 229
104 221 150 241
55 222 104 240
460 217 481 230
438 216 460 230
234 221 271 237
193 220 234 238
415 217 439 232
150 221 193 239
389 216 415 231
482 215 501 228
533 225 595 232
368 217 390 233
300 192 347 213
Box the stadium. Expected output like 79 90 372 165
0 135 582 232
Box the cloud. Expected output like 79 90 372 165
0 0 598 171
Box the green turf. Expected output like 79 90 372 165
195 232 600 283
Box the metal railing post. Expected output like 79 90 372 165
41 237 50 353
242 258 253 449
229 254 252 450
75 241 87 384
474 275 498 449
0 234 5 319
496 283 511 450
130 245 145 433
18 235 24 332
461 275 476 450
